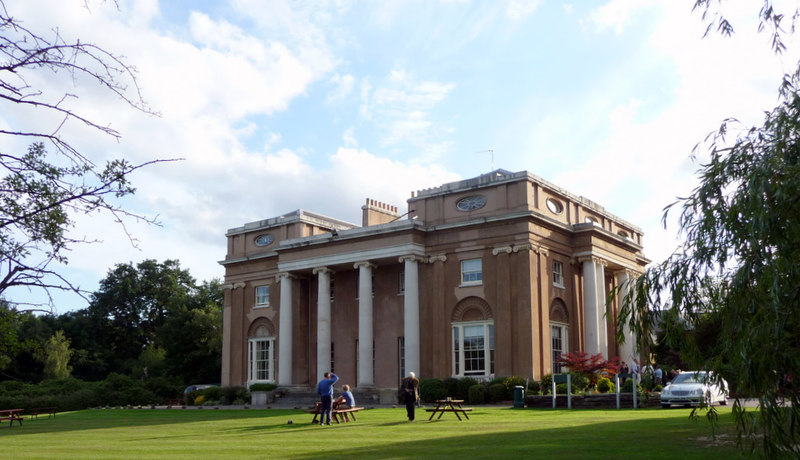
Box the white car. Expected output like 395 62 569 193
660 371 728 408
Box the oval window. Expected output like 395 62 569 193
546 198 564 214
456 195 487 211
617 230 629 238
585 216 599 226
255 234 274 247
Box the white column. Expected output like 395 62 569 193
596 260 608 357
618 270 636 364
277 273 294 386
400 256 420 378
355 261 375 387
314 267 333 383
582 258 600 355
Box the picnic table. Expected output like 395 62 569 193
28 407 57 420
0 408 24 427
425 399 473 421
307 402 364 424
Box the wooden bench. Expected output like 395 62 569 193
332 407 364 423
28 407 57 420
0 408 24 427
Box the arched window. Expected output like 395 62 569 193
248 321 276 384
451 297 494 377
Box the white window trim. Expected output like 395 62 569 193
451 320 494 378
248 336 276 385
254 285 270 308
460 258 483 287
553 261 565 288
551 322 569 374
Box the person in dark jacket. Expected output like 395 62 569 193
400 371 419 421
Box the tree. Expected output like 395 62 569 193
0 0 174 310
618 3 800 457
36 330 73 380
88 260 196 373
558 352 620 386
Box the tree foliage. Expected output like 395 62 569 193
618 3 800 457
0 0 174 309
558 352 620 386
88 259 197 373
1 259 222 384
36 330 73 380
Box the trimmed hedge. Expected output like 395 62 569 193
597 377 614 393
249 383 277 392
418 378 447 402
488 383 506 403
468 384 486 404
0 374 186 411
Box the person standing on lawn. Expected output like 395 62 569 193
316 372 339 426
400 371 419 422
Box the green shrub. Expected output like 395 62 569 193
490 376 506 386
202 386 222 401
185 390 202 405
456 377 478 400
653 384 663 392
144 377 183 401
541 374 553 394
194 395 206 405
488 383 506 402
249 383 277 392
0 380 24 392
621 378 635 393
568 372 590 391
418 378 446 403
468 384 486 404
527 380 540 395
502 376 526 399
442 378 459 398
221 386 249 404
597 377 614 393
555 383 569 394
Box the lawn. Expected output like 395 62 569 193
0 406 748 459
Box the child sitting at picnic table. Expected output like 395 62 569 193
334 384 356 409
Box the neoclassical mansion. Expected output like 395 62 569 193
219 170 648 390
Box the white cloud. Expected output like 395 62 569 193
342 127 358 147
588 0 654 35
327 73 356 104
506 0 542 21
360 67 456 154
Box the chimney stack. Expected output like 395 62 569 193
362 198 400 226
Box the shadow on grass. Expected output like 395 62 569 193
287 410 744 460
0 407 749 459
0 408 298 436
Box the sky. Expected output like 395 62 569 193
2 0 799 313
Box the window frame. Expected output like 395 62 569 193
451 320 495 378
552 261 565 288
255 285 270 307
248 336 275 384
551 322 569 374
460 258 483 286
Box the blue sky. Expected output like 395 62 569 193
2 0 797 312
